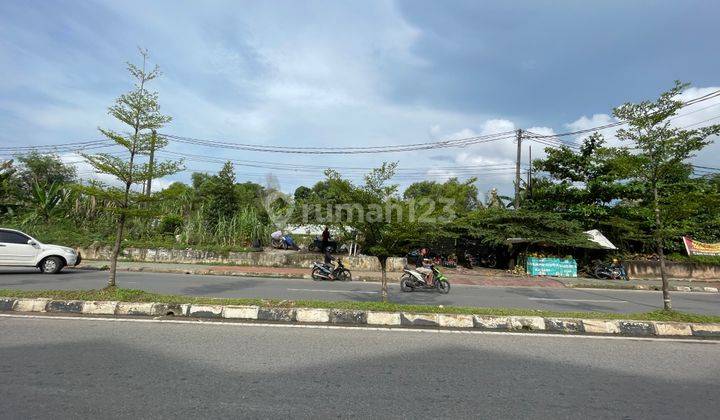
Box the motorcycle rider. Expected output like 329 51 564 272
611 258 628 280
413 247 434 286
323 246 336 280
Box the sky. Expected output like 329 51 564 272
1 0 719 200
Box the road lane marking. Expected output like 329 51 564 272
1 313 715 344
528 297 629 303
287 288 379 294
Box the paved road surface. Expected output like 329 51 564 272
1 315 719 418
1 268 719 314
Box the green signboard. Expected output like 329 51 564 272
526 257 577 278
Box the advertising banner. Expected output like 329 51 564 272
683 237 720 257
526 257 577 278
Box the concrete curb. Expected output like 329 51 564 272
2 296 719 339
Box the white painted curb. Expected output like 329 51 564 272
1 296 719 338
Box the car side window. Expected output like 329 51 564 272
0 230 30 244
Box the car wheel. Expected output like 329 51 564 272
40 256 64 274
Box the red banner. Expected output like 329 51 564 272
683 237 720 257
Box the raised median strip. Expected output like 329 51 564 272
77 261 720 293
2 295 719 339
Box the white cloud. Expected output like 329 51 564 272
2 1 719 197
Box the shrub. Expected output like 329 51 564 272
158 215 183 234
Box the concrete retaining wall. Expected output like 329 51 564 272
78 247 407 272
627 260 720 280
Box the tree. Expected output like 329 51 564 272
0 160 18 213
82 48 181 288
404 177 480 215
613 81 720 310
303 163 456 301
201 162 239 227
293 185 312 201
460 207 594 248
529 133 643 247
15 151 76 192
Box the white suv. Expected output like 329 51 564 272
0 228 81 274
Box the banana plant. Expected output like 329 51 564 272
22 180 70 224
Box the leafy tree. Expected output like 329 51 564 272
201 161 240 226
460 207 594 249
82 48 182 288
303 163 457 301
613 81 720 310
0 160 18 213
15 151 76 192
530 133 643 246
403 177 480 215
293 185 312 201
236 181 266 218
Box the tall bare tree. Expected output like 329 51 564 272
83 48 182 288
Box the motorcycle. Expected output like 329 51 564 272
271 234 299 250
592 261 628 280
463 250 497 269
311 258 352 281
307 237 338 253
478 253 497 268
400 265 451 294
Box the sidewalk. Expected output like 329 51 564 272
77 260 720 292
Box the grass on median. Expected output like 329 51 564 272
1 287 719 324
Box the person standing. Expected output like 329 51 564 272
321 226 330 252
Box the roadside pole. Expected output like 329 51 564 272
527 145 532 199
514 129 523 209
145 129 156 196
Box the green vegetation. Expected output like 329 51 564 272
1 288 719 324
0 58 718 313
666 253 720 266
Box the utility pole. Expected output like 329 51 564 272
145 130 156 197
514 129 523 209
527 145 532 200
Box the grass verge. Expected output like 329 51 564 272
1 287 719 324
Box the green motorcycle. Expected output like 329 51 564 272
400 265 451 294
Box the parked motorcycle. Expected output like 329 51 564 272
463 250 497 269
478 253 497 268
592 261 628 281
271 234 299 250
307 237 338 253
311 258 352 281
400 265 450 294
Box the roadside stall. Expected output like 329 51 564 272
505 230 617 278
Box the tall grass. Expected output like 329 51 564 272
179 206 270 247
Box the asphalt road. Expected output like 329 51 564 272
1 268 719 314
1 315 719 419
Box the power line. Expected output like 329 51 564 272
681 114 720 129
159 131 517 154
155 150 523 174
0 140 112 152
529 88 720 141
